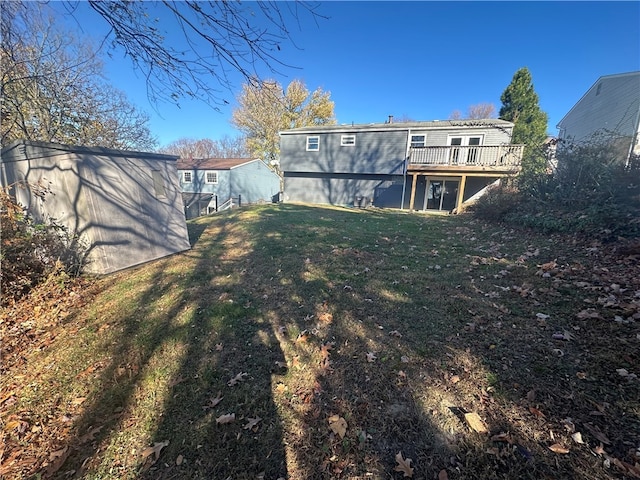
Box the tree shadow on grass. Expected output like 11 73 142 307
51 213 287 479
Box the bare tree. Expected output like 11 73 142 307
1 2 156 149
160 136 249 158
448 103 496 120
468 103 496 119
62 1 326 109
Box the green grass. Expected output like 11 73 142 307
1 204 638 480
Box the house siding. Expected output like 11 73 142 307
280 120 515 209
557 72 640 155
230 160 281 203
280 129 408 175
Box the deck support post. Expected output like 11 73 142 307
456 175 467 213
409 174 418 210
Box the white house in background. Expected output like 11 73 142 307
0 140 191 274
556 71 640 167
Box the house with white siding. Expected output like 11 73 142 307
279 119 523 212
177 158 281 219
557 71 640 168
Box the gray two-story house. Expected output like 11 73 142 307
177 157 281 219
279 119 523 212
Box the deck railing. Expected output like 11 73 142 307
409 144 524 168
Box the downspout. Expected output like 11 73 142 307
400 128 411 210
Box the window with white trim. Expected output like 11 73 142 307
410 135 426 147
205 171 218 184
183 171 192 183
306 136 319 151
341 134 356 146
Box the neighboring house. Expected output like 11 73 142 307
279 119 523 212
176 157 281 219
557 71 640 168
0 139 191 274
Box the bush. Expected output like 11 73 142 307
470 138 640 239
1 187 87 305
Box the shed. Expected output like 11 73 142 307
1 140 191 274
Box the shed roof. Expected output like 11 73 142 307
279 118 514 135
0 139 179 162
176 158 258 170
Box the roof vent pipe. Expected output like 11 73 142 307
387 115 393 124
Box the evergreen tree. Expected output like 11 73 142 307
499 68 549 189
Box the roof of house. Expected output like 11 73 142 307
175 158 258 170
279 118 514 135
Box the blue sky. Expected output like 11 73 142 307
61 1 640 147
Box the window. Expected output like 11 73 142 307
183 171 192 183
410 135 426 148
306 136 319 151
205 171 218 184
341 134 356 146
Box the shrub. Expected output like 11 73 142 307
1 187 87 305
470 137 640 239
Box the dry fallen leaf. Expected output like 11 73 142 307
328 414 347 438
176 454 184 466
227 372 247 386
572 432 584 444
215 413 236 424
529 406 546 418
203 393 223 410
366 352 377 363
464 412 488 433
275 383 287 394
243 417 262 431
549 443 570 454
141 440 169 463
438 469 449 480
394 451 414 478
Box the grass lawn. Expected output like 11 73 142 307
1 204 639 479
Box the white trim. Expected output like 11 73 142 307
340 134 356 146
205 171 218 184
410 134 426 148
306 136 320 151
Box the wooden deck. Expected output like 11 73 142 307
408 144 523 174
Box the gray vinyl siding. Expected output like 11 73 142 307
283 173 409 208
423 127 512 146
230 160 281 203
280 130 408 175
558 72 640 145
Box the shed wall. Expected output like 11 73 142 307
1 142 190 274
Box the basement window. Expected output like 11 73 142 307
306 136 319 151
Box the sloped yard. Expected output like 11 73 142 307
1 204 639 479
